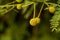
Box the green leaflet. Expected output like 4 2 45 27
50 7 60 32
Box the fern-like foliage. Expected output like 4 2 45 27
50 7 60 32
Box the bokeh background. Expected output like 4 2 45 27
0 0 60 40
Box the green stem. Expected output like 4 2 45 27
47 2 60 7
37 2 44 17
1 6 14 15
0 4 16 7
44 2 49 7
33 3 36 18
0 1 16 8
0 2 34 8
13 9 18 13
22 2 34 8
6 1 16 5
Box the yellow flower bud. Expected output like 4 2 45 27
49 6 55 13
16 0 22 3
35 17 40 23
29 17 40 26
16 4 22 9
29 18 37 26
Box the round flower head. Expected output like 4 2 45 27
29 18 37 26
16 0 22 3
16 4 22 9
49 6 55 13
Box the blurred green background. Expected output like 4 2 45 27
0 0 60 40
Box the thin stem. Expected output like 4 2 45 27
44 2 49 7
0 4 16 7
33 3 36 18
0 2 34 9
1 6 14 15
13 9 18 13
6 1 16 5
0 1 16 8
47 2 60 7
37 2 44 17
22 2 34 8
